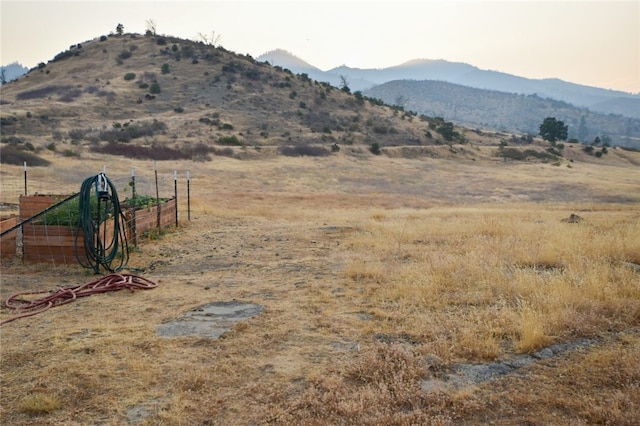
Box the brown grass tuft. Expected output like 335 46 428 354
19 393 60 415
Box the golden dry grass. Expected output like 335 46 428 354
1 151 639 425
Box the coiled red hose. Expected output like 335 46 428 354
0 274 157 325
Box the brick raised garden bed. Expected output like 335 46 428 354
18 195 177 265
0 216 18 259
22 223 113 265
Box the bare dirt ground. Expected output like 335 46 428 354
1 153 639 425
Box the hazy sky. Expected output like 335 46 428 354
1 0 638 93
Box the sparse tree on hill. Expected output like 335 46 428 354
394 95 407 108
370 142 381 155
116 23 124 35
146 19 157 36
577 115 588 142
539 117 568 146
339 75 350 93
198 31 222 47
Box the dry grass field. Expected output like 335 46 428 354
1 149 639 425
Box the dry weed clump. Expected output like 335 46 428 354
276 342 454 425
19 393 61 415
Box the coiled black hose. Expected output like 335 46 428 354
75 173 129 273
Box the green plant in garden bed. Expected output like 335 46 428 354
120 195 169 210
35 196 105 227
35 195 169 227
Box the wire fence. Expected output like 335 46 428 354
1 163 192 268
0 163 180 206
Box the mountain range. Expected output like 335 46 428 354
256 50 640 148
257 49 639 118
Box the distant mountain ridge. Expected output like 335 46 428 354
256 50 640 120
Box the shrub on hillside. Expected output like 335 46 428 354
372 125 388 135
2 136 35 152
367 97 385 107
0 116 18 128
217 135 242 146
92 142 215 161
496 148 558 161
61 148 78 157
149 82 161 94
182 45 195 59
59 88 82 102
222 62 243 74
2 136 25 146
245 69 260 80
99 90 116 99
305 111 338 133
98 120 167 143
52 49 77 62
124 72 136 81
118 51 132 61
16 85 73 100
278 145 331 157
68 128 87 141
212 147 235 158
0 145 50 166
199 116 220 126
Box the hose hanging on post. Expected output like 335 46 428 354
75 173 129 274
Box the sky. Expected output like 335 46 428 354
1 0 638 93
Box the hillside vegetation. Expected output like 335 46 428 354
3 31 632 167
0 32 473 163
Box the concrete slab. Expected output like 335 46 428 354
156 301 264 339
